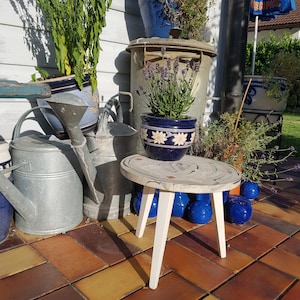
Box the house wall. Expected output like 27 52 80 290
247 27 300 42
0 0 144 141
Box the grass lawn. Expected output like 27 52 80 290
281 112 300 158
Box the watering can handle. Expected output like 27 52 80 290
12 106 53 140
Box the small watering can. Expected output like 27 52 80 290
84 92 137 219
46 92 137 220
0 107 83 235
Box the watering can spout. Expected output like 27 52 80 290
0 171 36 221
46 93 101 204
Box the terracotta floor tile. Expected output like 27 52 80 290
228 224 288 258
75 253 155 300
67 223 140 265
0 263 67 299
264 191 300 209
170 216 202 232
202 295 220 300
125 272 206 300
167 222 189 239
252 210 300 235
214 261 295 300
173 231 220 260
281 281 300 300
260 236 300 278
119 225 156 251
279 233 300 255
162 241 233 291
31 234 107 281
0 229 24 252
15 228 54 243
193 220 256 243
38 285 85 300
100 213 141 235
0 245 45 278
253 201 300 226
173 231 254 272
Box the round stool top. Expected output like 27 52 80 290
120 154 241 194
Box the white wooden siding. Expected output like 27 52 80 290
0 0 143 141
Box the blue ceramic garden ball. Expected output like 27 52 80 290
241 181 260 199
225 195 253 225
133 190 159 218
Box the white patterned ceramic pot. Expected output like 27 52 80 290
243 75 287 123
37 74 100 137
140 114 196 161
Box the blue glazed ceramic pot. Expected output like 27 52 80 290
225 195 253 225
172 192 190 217
241 181 260 200
133 189 158 218
138 0 176 38
140 114 196 161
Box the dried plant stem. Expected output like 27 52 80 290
234 77 252 132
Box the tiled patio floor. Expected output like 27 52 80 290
0 158 299 299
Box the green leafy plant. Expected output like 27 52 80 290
136 48 200 119
36 0 112 92
191 112 297 183
245 33 300 110
159 0 209 40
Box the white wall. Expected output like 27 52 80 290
247 27 300 42
0 0 144 141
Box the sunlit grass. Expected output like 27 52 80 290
281 113 300 158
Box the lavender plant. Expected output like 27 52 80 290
192 112 298 183
137 49 200 119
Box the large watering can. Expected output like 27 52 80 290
46 92 137 220
0 107 83 235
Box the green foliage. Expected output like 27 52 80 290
36 0 112 92
245 33 300 110
281 113 300 158
31 67 50 82
137 50 199 119
192 112 296 183
159 0 208 40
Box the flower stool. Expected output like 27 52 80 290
120 154 241 289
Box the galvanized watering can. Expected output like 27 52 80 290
0 107 83 235
46 92 137 220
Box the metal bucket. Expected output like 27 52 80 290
10 108 83 235
84 93 137 220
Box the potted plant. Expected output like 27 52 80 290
159 0 208 40
243 33 300 122
191 112 297 185
136 48 200 161
138 0 208 40
34 0 112 135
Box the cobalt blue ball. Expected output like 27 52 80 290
172 192 190 217
187 201 212 224
133 190 159 218
225 195 252 225
241 181 260 199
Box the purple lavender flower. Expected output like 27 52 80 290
174 57 179 74
270 187 278 194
